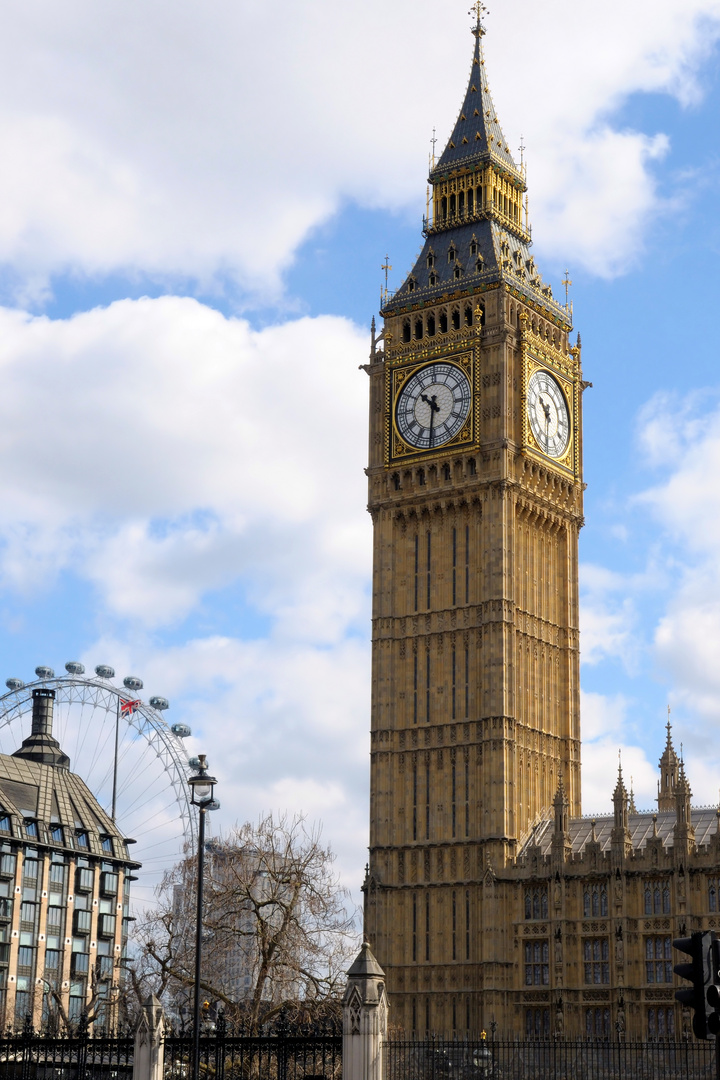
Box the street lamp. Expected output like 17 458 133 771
188 753 217 1080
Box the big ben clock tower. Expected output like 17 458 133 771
364 5 585 1035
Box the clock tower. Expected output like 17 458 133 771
364 7 585 1034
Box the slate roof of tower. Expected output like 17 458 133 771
430 22 522 183
0 748 138 865
520 808 720 857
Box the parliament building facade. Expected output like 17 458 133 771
362 9 720 1040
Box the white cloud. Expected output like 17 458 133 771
0 0 718 297
0 299 371 632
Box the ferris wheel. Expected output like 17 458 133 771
0 662 205 909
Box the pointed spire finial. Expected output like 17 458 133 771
469 1 489 35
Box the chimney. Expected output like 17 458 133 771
12 689 70 769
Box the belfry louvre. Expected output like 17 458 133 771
362 9 720 1040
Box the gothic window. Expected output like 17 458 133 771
408 279 415 292
464 304 473 326
647 1007 675 1038
414 317 423 340
427 314 436 336
524 885 548 920
467 189 474 215
429 273 437 286
644 879 671 915
448 247 456 264
392 473 401 491
454 266 462 279
583 883 608 917
476 256 484 273
439 310 448 334
470 239 478 255
452 309 461 330
468 458 476 476
402 320 411 343
525 1008 550 1039
645 936 673 983
585 1008 610 1037
441 197 448 222
710 878 718 912
427 252 435 269
443 463 451 481
583 938 609 984
524 940 549 985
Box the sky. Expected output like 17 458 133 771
1 0 720 912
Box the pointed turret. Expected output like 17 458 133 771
611 758 632 860
431 9 523 184
382 9 568 325
657 713 679 811
551 776 571 864
673 756 695 848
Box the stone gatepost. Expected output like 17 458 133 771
133 993 164 1080
343 942 388 1080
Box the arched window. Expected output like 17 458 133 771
414 318 423 340
402 320 411 343
427 314 436 336
464 305 473 326
467 189 474 215
443 463 451 481
439 310 448 334
452 309 461 330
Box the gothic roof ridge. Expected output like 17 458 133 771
430 13 522 183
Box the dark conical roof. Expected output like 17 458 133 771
431 23 522 182
347 941 385 978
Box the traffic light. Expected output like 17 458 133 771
674 931 716 1039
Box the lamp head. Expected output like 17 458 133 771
188 753 218 807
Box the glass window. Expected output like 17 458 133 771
75 867 94 893
19 901 35 923
71 952 89 975
49 824 64 845
648 1007 675 1038
101 837 113 854
73 909 92 934
75 831 89 849
524 940 549 986
645 937 673 984
524 887 548 921
47 906 64 930
525 1008 550 1038
0 816 10 834
17 946 34 971
0 854 15 876
644 879 671 915
23 821 38 839
44 950 61 971
22 859 38 881
583 938 610 984
585 1007 610 1037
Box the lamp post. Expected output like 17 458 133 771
188 753 217 1080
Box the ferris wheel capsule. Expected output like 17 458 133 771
150 696 169 711
65 662 85 675
123 676 143 691
5 678 23 691
95 665 115 679
188 756 200 768
35 666 54 679
171 723 191 738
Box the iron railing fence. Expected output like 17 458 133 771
0 1026 133 1079
0 1027 343 1080
164 1032 343 1080
385 1037 717 1080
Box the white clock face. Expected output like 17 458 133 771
395 363 472 450
527 369 570 458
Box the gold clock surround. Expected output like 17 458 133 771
386 350 475 464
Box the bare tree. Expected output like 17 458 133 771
129 812 359 1031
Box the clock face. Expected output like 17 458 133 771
395 362 472 450
526 369 570 458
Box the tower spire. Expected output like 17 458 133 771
658 708 679 811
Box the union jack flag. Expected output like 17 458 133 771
120 698 142 716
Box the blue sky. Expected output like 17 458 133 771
1 0 720 906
